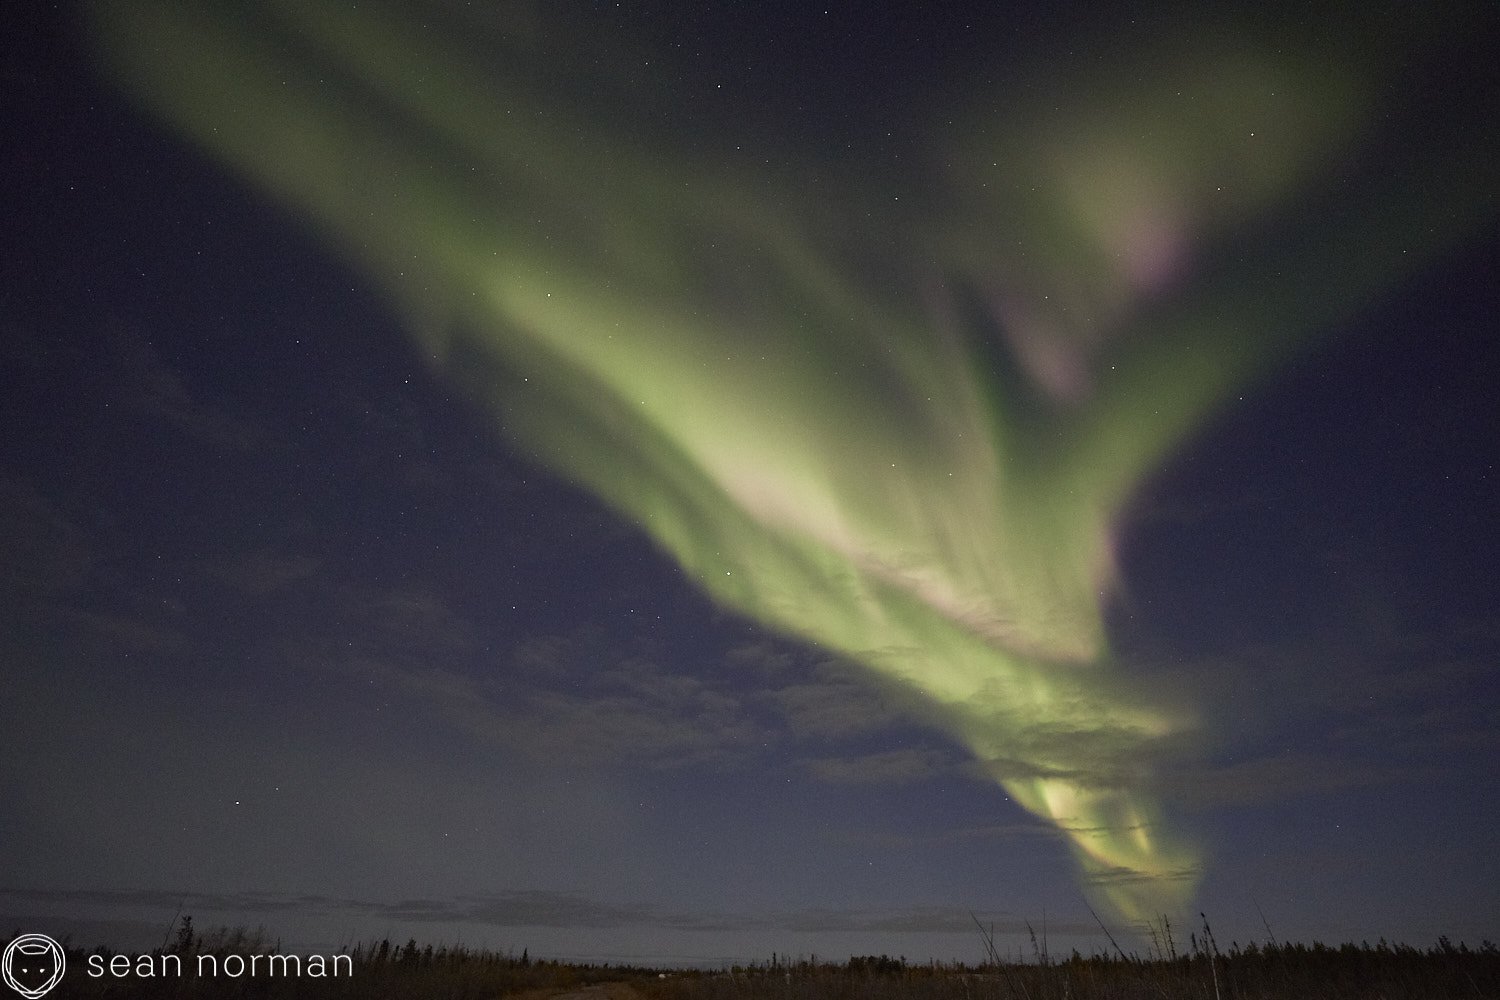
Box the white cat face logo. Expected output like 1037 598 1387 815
2 935 66 999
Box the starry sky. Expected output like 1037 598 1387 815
3 0 1498 966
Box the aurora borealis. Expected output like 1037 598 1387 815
3 0 1498 963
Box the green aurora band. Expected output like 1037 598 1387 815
89 1 1493 925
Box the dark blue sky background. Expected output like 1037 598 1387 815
2 0 1497 964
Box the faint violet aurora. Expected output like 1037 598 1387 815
89 1 1488 924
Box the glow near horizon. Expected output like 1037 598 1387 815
90 0 1474 925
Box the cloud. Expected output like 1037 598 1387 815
0 888 328 913
0 887 1101 938
1159 752 1446 809
725 642 803 678
112 331 262 451
55 606 192 656
1082 865 1200 889
300 607 992 783
365 585 479 654
198 549 322 596
1133 621 1500 809
323 622 778 772
825 818 1075 854
280 581 483 665
777 907 1099 937
347 893 743 932
329 620 1048 785
760 671 909 741
735 644 931 754
803 748 954 786
518 687 768 771
0 476 91 598
0 478 197 662
504 649 779 770
376 892 657 929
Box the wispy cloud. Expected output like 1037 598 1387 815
0 887 1099 938
802 747 954 785
322 624 778 771
112 331 263 451
302 615 989 784
198 549 322 597
1137 620 1500 809
1082 866 1200 889
759 671 910 740
54 606 192 656
0 888 329 913
0 476 91 597
1159 752 1447 809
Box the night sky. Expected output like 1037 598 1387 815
3 0 1498 966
